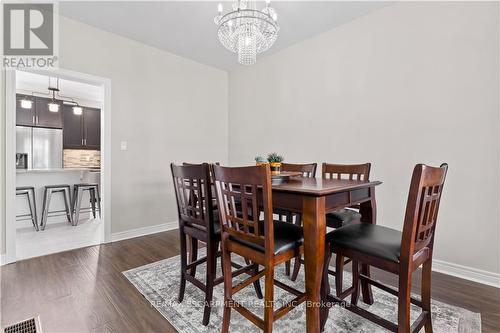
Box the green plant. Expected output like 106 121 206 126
255 155 265 163
267 152 284 163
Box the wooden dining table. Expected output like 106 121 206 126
271 177 382 333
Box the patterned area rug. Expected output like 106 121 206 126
123 252 481 333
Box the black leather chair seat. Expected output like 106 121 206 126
231 220 304 255
327 223 402 263
326 208 362 228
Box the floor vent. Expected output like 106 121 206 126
4 317 42 333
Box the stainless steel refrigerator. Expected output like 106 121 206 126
16 126 63 169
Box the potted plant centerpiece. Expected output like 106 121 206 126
267 152 284 175
255 156 267 166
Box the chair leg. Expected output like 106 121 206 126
202 240 217 326
178 230 187 303
95 185 101 218
397 270 412 333
284 212 293 277
63 188 73 224
320 244 332 332
31 188 39 231
290 214 302 282
41 189 51 231
335 254 344 296
252 263 264 299
27 190 39 231
422 259 433 333
71 186 77 215
89 188 97 219
351 260 360 306
188 236 198 277
263 264 275 333
290 255 301 282
221 245 233 333
74 188 82 226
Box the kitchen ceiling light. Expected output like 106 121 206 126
73 106 83 115
214 0 279 65
47 78 60 112
48 102 59 112
24 77 83 114
20 98 33 109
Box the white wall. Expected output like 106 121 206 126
1 14 228 253
228 2 500 274
58 16 228 234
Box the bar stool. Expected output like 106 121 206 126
71 183 100 225
40 184 73 230
16 186 39 231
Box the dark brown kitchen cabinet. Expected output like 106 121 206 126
16 94 35 127
15 94 63 129
35 97 63 128
63 105 100 150
62 104 84 149
83 107 101 150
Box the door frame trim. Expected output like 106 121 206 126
5 68 112 264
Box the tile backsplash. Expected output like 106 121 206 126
64 149 101 168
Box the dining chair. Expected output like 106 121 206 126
182 162 219 273
281 162 317 178
279 163 317 276
289 162 371 283
212 164 306 333
322 162 371 228
171 163 262 326
320 163 448 333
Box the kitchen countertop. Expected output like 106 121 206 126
17 168 101 173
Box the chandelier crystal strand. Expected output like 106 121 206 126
214 0 279 65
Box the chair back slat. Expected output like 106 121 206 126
213 165 273 253
322 163 371 181
401 163 448 257
171 163 216 234
281 163 317 178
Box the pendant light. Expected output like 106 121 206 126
72 105 83 115
20 96 33 109
23 76 85 114
47 77 60 112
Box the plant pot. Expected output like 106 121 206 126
256 162 268 166
270 162 282 175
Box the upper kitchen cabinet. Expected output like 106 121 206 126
35 97 63 128
15 94 63 129
16 94 35 127
83 107 101 150
63 106 101 150
62 104 83 149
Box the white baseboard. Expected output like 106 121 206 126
111 221 178 243
0 254 5 266
433 259 500 288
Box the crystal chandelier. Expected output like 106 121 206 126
214 0 279 66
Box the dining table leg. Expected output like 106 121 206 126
302 196 326 333
358 188 377 305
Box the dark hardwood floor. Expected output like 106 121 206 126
1 230 499 332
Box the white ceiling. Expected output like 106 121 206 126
16 71 103 103
59 1 391 71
